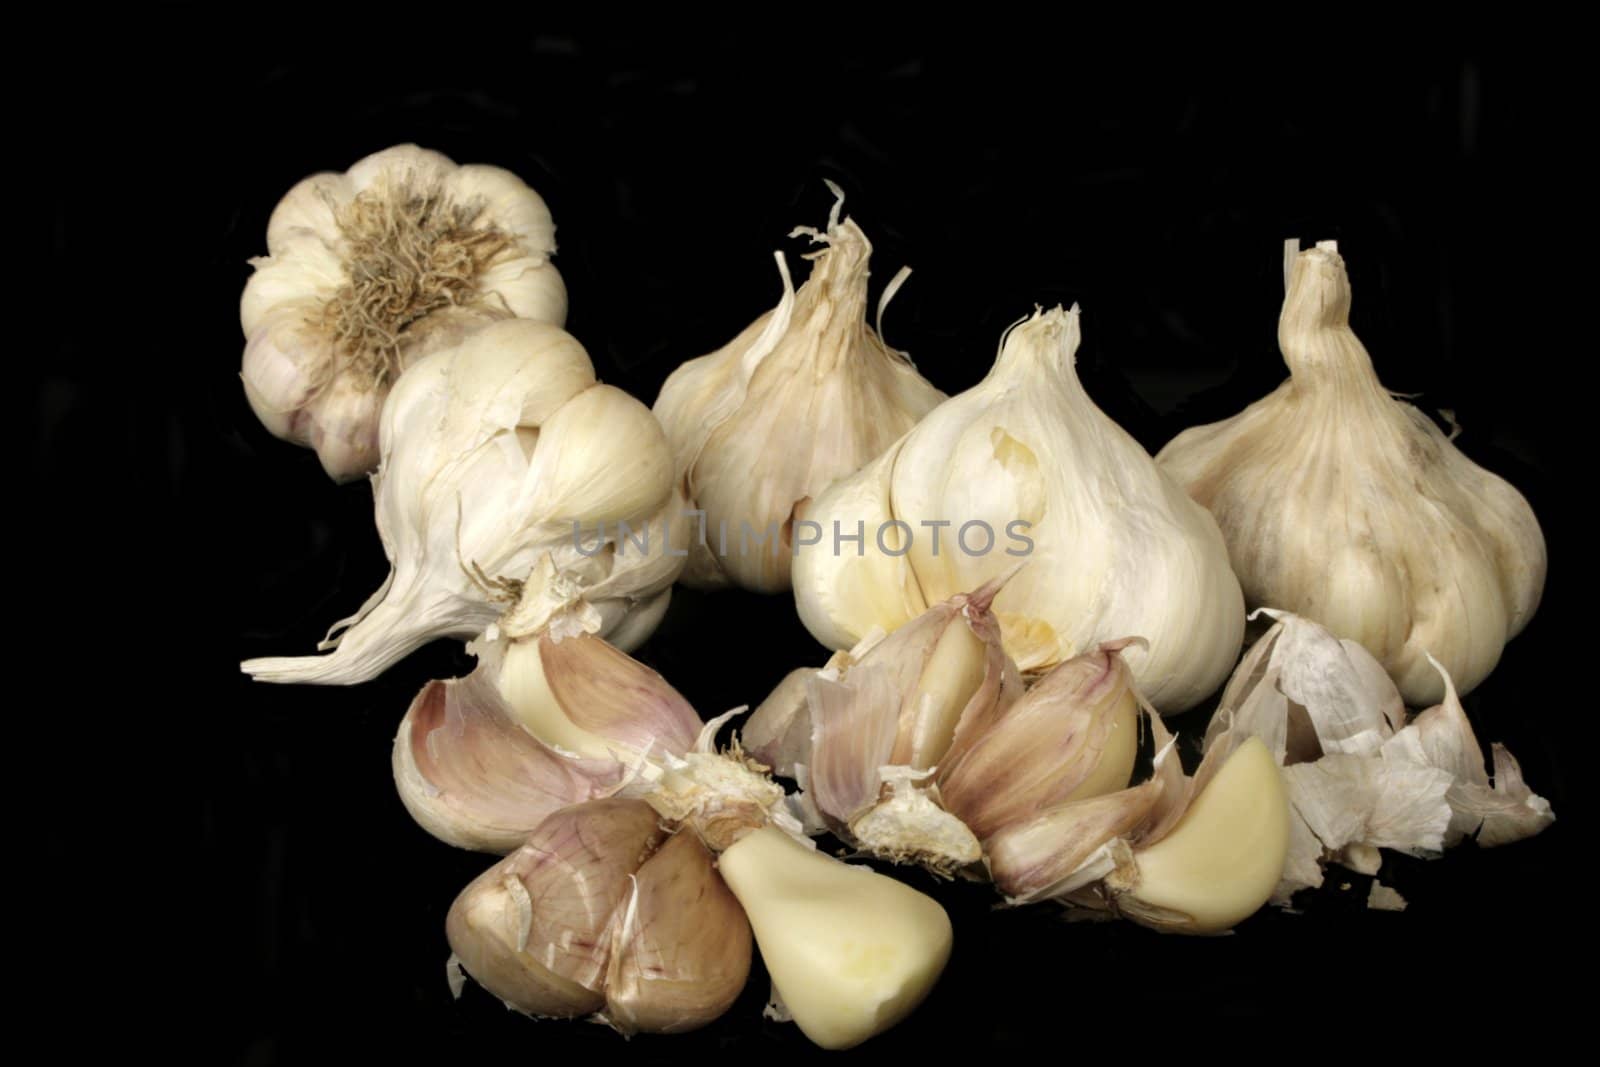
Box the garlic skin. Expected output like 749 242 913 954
795 306 1244 712
715 825 953 1050
1157 241 1546 705
241 319 681 685
393 630 703 853
242 144 567 480
1207 611 1554 904
446 799 752 1033
652 184 945 593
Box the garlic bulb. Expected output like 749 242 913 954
447 799 751 1034
1206 610 1554 903
794 306 1244 712
1156 241 1546 705
652 184 945 592
241 144 567 480
393 630 703 853
715 825 952 1050
241 319 683 685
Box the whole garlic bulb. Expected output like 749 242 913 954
241 144 567 480
1156 241 1546 705
241 319 683 685
652 184 945 592
794 306 1245 712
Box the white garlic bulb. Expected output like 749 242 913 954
794 306 1245 712
241 319 682 685
241 144 567 481
1156 241 1546 705
652 184 945 592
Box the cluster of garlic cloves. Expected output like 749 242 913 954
393 628 703 853
794 306 1245 712
652 183 945 592
242 145 567 480
241 319 684 685
1204 610 1554 904
447 799 752 1034
1157 241 1546 705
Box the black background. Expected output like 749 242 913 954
38 22 1581 1062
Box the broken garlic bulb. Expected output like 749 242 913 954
652 183 945 592
241 319 682 685
393 630 703 853
446 799 751 1034
1156 240 1546 705
794 305 1244 712
242 144 567 480
716 825 952 1050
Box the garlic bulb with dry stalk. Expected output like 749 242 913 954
242 144 567 480
446 798 751 1035
652 183 945 592
393 629 703 853
1156 240 1546 705
794 305 1244 712
241 318 684 685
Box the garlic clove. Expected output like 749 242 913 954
805 670 901 829
741 667 817 777
715 826 953 1050
985 781 1164 902
601 831 752 1035
1116 737 1290 934
446 799 666 1017
523 383 674 528
523 631 701 759
392 666 625 853
448 164 558 254
939 642 1139 841
263 171 349 250
1156 240 1546 705
305 373 385 481
240 309 323 442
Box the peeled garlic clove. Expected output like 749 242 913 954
1113 737 1289 934
716 826 953 1050
241 144 567 481
241 319 682 685
653 183 945 593
491 631 701 763
986 781 1164 902
602 831 752 1035
795 306 1244 712
939 641 1140 841
392 669 625 853
446 799 665 1017
1157 240 1546 705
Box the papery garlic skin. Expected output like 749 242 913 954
653 185 944 593
242 144 566 480
241 319 682 685
1157 241 1546 705
716 826 953 1050
795 306 1244 712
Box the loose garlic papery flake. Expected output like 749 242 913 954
241 319 685 685
242 144 567 480
1156 240 1546 706
652 183 945 593
716 825 953 1050
393 630 703 853
446 799 751 1035
1205 610 1554 904
794 306 1244 712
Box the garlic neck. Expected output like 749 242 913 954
988 306 1087 393
790 218 873 354
1277 242 1380 388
